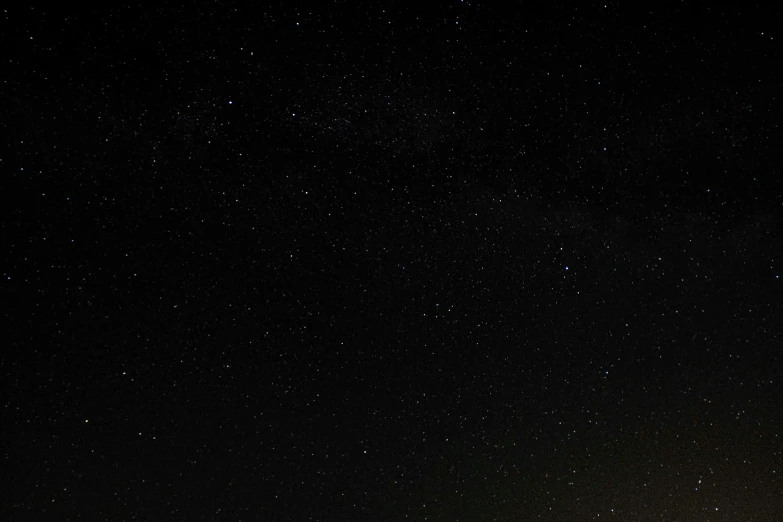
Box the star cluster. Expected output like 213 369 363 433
3 3 781 520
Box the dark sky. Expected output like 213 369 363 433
3 2 782 520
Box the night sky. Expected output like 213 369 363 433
3 2 782 520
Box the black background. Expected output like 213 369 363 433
3 2 782 520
